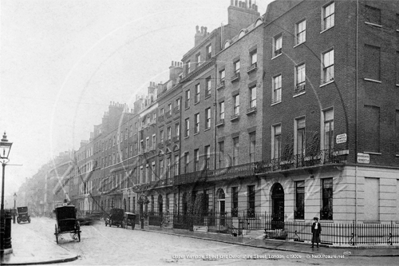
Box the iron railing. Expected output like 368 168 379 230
254 149 347 174
166 212 399 246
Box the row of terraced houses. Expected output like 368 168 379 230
18 0 399 242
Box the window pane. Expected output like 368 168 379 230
295 181 305 219
323 2 335 30
364 45 381 81
365 5 381 25
321 178 333 220
323 50 334 82
364 105 380 152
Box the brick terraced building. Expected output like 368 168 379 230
18 0 399 238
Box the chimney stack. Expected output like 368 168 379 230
169 61 183 81
195 25 208 46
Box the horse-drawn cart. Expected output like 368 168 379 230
54 205 81 244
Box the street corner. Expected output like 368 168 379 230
1 252 79 266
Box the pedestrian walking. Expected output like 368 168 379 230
311 217 321 248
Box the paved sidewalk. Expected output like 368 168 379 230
143 225 399 257
1 222 79 265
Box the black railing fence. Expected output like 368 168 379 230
254 149 347 173
146 211 399 246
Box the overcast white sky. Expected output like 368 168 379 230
0 0 271 195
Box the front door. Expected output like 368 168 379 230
271 183 285 229
217 189 226 227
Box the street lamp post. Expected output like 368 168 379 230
0 132 13 256
13 193 17 224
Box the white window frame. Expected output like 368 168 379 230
322 2 335 31
233 94 240 115
249 86 256 108
322 49 334 83
205 108 211 129
195 83 200 103
295 117 306 156
272 124 282 159
194 113 200 133
219 101 225 120
185 118 190 137
273 34 282 57
250 50 257 66
234 60 240 74
295 20 306 45
323 109 334 152
233 137 239 166
272 74 282 104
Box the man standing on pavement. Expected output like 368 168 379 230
311 217 321 248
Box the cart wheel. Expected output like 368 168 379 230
55 225 59 244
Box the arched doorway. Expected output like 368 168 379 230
158 195 163 214
216 189 225 226
271 183 285 229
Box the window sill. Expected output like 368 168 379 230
293 91 306 98
319 219 334 223
320 25 334 34
246 107 257 115
230 115 240 122
247 66 257 74
271 54 282 60
365 22 382 28
364 78 382 84
184 136 190 139
293 42 305 48
320 80 334 88
205 94 211 100
364 151 381 155
271 101 281 106
216 120 225 127
204 128 211 132
194 132 199 136
231 75 240 83
194 101 200 106
185 106 190 111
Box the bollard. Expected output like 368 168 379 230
140 216 144 229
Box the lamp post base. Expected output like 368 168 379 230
0 210 12 256
0 247 13 257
